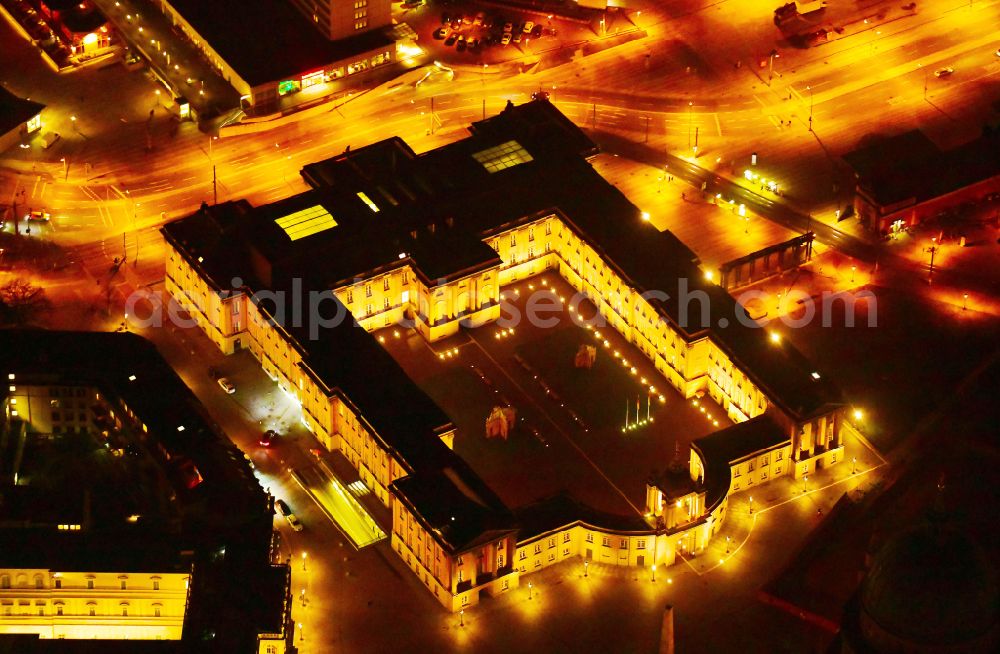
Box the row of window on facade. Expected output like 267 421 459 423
1 575 162 590
2 602 163 617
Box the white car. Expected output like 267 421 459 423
274 499 304 531
217 377 236 394
523 21 534 34
934 67 954 78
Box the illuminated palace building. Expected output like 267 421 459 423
163 100 845 611
0 332 292 651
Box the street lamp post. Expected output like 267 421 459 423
528 581 533 599
767 49 778 85
584 560 589 577
925 238 939 284
963 293 969 310
852 456 857 474
807 85 814 132
749 496 753 514
301 552 307 571
803 475 809 493
298 622 304 642
725 536 731 553
651 564 656 582
460 609 465 627
687 101 693 149
851 265 856 282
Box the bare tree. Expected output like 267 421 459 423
0 278 49 325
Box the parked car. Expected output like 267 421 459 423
531 24 543 38
445 32 458 46
25 210 50 222
513 32 523 44
934 67 954 77
523 21 534 33
467 37 480 51
259 429 279 447
450 18 462 30
473 12 485 26
501 32 512 45
456 34 467 51
217 377 236 394
274 499 304 531
503 21 513 33
433 27 448 39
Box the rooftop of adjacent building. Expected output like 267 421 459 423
0 85 44 136
0 529 189 573
0 330 266 523
42 0 109 34
162 0 395 87
842 125 1000 208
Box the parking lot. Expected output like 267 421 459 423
398 1 643 66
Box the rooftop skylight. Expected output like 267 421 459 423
275 205 337 241
472 140 534 174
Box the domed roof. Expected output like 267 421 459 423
861 522 999 646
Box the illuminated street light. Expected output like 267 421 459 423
852 457 857 474
803 475 809 493
301 552 307 571
651 564 656 582
725 536 731 553
460 609 465 627
749 496 753 514
584 560 589 577
297 622 303 641
528 581 533 599
963 293 969 310
853 408 863 421
851 265 856 283
925 238 939 284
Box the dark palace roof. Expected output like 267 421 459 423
692 415 787 510
164 0 394 86
391 460 516 554
513 493 649 541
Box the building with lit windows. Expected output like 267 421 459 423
287 0 391 40
162 100 844 612
0 331 293 652
0 86 44 154
154 0 396 109
0 553 190 641
37 0 115 57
